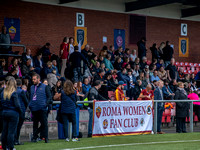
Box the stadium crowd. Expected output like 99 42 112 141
0 26 200 150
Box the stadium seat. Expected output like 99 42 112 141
184 70 188 73
194 115 199 122
175 62 180 66
187 67 191 71
180 62 184 66
194 70 198 75
198 63 200 67
188 70 192 74
189 63 194 66
184 62 189 67
194 63 198 67
182 66 186 70
196 67 200 72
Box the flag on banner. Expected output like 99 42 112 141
4 18 20 42
114 29 125 50
93 101 153 137
74 27 87 50
179 37 189 57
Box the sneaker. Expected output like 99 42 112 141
72 138 80 142
66 138 70 142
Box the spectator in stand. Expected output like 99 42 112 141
163 41 174 67
82 44 91 63
133 64 141 78
190 73 195 82
178 67 185 82
82 77 91 94
150 43 159 62
90 55 98 66
123 48 130 59
191 80 198 93
69 46 88 82
22 58 35 80
169 79 177 93
104 54 114 71
8 58 22 78
137 72 146 88
157 42 165 60
74 81 85 101
162 79 175 100
132 80 143 100
100 63 107 72
52 80 62 99
0 26 11 54
114 57 122 71
6 67 19 79
114 46 124 60
92 61 101 75
68 37 75 56
174 82 189 133
137 37 147 62
166 58 178 81
130 49 137 62
44 61 54 75
47 69 58 88
60 80 79 142
52 60 65 81
105 72 117 92
154 80 165 134
143 65 150 75
34 52 44 74
93 69 105 82
188 92 200 121
60 37 69 78
149 59 157 70
0 78 22 150
122 57 129 68
150 70 160 82
39 43 51 63
138 84 154 100
134 57 140 66
156 59 165 70
99 46 107 58
22 48 34 67
107 45 115 63
144 73 151 85
140 56 147 70
149 64 156 77
87 80 107 137
98 55 104 65
0 59 6 81
115 81 127 101
117 68 129 89
127 69 136 99
158 66 167 81
88 47 95 62
184 74 190 83
151 80 157 91
14 79 28 145
29 74 52 143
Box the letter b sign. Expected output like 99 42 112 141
76 13 84 27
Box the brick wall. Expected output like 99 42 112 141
0 1 200 63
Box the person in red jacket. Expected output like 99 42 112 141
138 84 154 100
60 37 69 77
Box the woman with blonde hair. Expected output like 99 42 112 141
0 78 21 150
60 80 79 142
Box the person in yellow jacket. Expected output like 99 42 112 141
115 81 128 101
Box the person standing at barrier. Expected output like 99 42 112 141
115 81 127 101
0 78 22 150
29 74 52 143
61 80 79 142
174 82 189 133
87 80 107 137
14 79 29 145
154 80 165 134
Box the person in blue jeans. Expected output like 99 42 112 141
87 80 107 137
0 78 22 150
60 80 79 142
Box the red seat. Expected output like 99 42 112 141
184 62 189 67
189 63 194 66
184 70 188 73
182 66 186 70
196 67 200 72
162 116 166 123
194 115 199 122
188 70 192 74
194 63 198 67
187 67 191 70
180 62 184 66
175 62 180 66
194 70 198 75
198 63 200 67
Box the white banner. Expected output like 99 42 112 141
93 101 153 137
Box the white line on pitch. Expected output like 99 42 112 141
63 140 200 150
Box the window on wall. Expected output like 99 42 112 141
129 15 146 44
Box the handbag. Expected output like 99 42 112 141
56 105 64 124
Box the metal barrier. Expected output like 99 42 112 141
0 43 26 56
53 100 199 136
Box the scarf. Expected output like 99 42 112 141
177 87 187 96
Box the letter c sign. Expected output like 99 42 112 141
76 13 84 27
181 23 187 36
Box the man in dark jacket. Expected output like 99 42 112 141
163 41 174 67
137 37 147 62
87 80 107 137
132 80 143 100
15 79 29 145
69 46 88 82
154 80 165 134
29 74 52 143
22 58 35 80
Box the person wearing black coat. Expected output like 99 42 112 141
0 78 22 150
150 43 160 62
174 82 189 133
132 80 143 100
60 80 79 142
137 37 147 62
163 41 174 67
